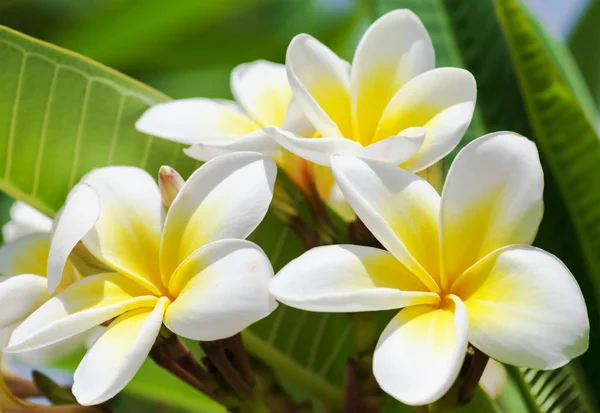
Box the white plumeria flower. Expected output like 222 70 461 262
265 9 476 171
0 202 87 362
270 132 589 405
5 152 278 406
136 60 354 220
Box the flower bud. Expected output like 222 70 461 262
158 166 184 212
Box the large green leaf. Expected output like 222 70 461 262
0 24 353 412
569 0 600 112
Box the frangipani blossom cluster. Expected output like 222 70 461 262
5 154 277 405
0 8 590 410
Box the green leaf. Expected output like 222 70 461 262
0 24 353 411
32 370 77 405
569 0 600 112
506 365 595 413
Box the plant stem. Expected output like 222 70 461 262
415 406 429 413
200 334 255 400
459 347 489 404
302 177 336 245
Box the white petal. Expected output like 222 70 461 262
0 274 48 336
73 297 168 405
373 295 468 406
2 202 52 243
81 167 164 295
375 68 477 171
331 156 441 292
48 184 99 294
6 273 157 353
136 98 259 144
350 10 434 143
357 127 425 164
160 152 276 282
286 34 352 138
440 132 544 285
183 129 280 161
280 97 316 137
0 234 49 277
266 127 361 166
165 239 275 341
231 60 291 127
271 245 439 312
452 246 589 369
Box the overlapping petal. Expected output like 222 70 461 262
231 60 291 127
373 295 468 405
350 9 434 143
0 274 48 347
440 132 544 285
136 98 259 144
6 273 158 352
47 183 99 294
73 297 168 406
452 246 589 369
0 234 49 277
271 245 439 312
375 67 476 171
183 129 280 161
331 155 441 292
165 239 275 341
286 34 352 138
160 152 276 283
266 127 424 166
82 167 164 295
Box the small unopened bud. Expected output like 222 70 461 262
159 166 185 211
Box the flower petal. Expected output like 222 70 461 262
0 275 48 339
331 155 441 292
183 129 280 161
286 34 352 138
82 167 164 295
373 295 468 406
73 297 168 405
0 234 49 277
374 68 476 171
6 273 157 353
350 10 434 144
136 98 259 144
452 246 589 369
160 152 276 283
357 127 425 164
2 202 52 243
165 239 275 341
266 127 361 166
271 245 439 312
440 132 544 285
231 60 291 127
48 184 99 294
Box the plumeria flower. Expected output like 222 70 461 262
5 152 278 406
0 201 90 361
265 9 476 171
270 132 589 405
136 60 353 220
